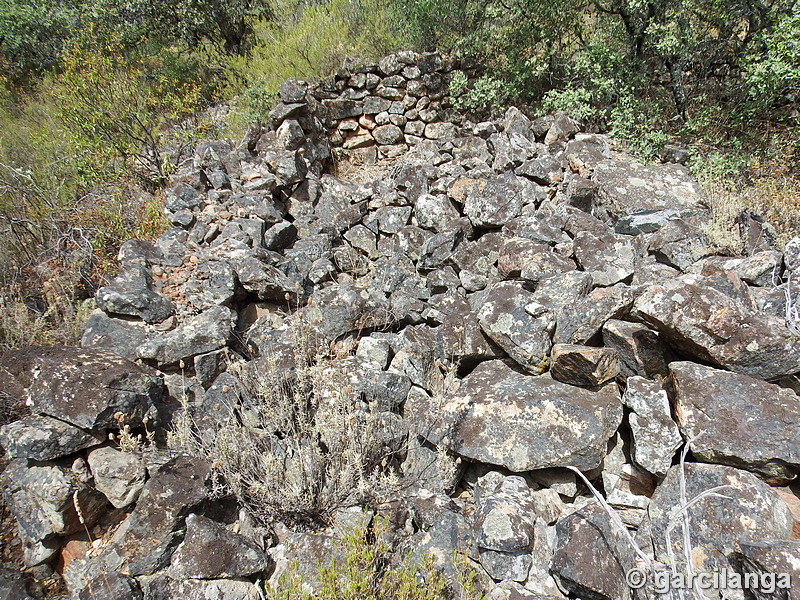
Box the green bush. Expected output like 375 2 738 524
224 0 398 126
54 36 204 187
449 71 510 113
269 516 484 600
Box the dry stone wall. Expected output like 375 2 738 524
1 51 800 600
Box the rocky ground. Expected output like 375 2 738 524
1 51 799 600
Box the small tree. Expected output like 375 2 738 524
53 36 201 186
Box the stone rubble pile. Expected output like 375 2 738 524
1 51 799 600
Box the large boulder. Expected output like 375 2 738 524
632 273 800 380
591 159 705 224
668 361 800 481
0 346 162 430
411 360 622 471
642 463 794 600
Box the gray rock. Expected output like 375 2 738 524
550 344 620 387
1 458 106 544
78 572 142 600
373 124 404 145
474 476 537 553
137 306 235 366
669 361 800 481
622 377 682 478
632 273 800 380
262 149 308 186
477 281 555 374
96 263 174 324
554 284 635 345
573 231 636 286
614 209 684 235
519 253 576 283
0 346 162 430
0 415 102 461
497 238 550 278
480 549 532 583
363 96 392 114
457 176 526 228
182 260 236 309
784 236 800 272
453 135 492 164
738 539 800 600
592 160 705 224
164 182 203 213
418 218 471 269
96 455 211 576
263 220 298 250
424 122 457 140
303 282 392 341
141 576 261 600
544 113 579 144
647 217 711 271
414 194 460 231
233 252 300 303
601 319 671 379
87 446 147 508
313 176 369 232
279 77 308 103
644 463 793 600
414 360 622 471
81 309 153 362
374 205 413 234
276 118 305 150
531 272 593 313
0 566 33 600
516 154 563 185
170 514 271 579
551 502 635 600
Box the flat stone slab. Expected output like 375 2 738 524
669 361 800 481
0 346 163 430
413 360 622 471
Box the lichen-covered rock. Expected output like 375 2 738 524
601 319 671 379
96 263 174 324
573 232 636 286
554 284 634 345
169 514 271 579
643 463 793 600
93 456 211 577
1 459 106 547
738 539 800 600
632 273 800 380
414 360 622 471
477 281 555 374
0 415 102 461
592 159 705 224
622 377 681 478
453 176 528 228
141 576 261 600
0 346 162 430
668 361 800 481
86 446 147 508
137 306 236 366
551 502 636 600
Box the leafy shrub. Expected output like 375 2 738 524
224 0 397 126
449 71 509 113
54 36 203 187
269 516 484 600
